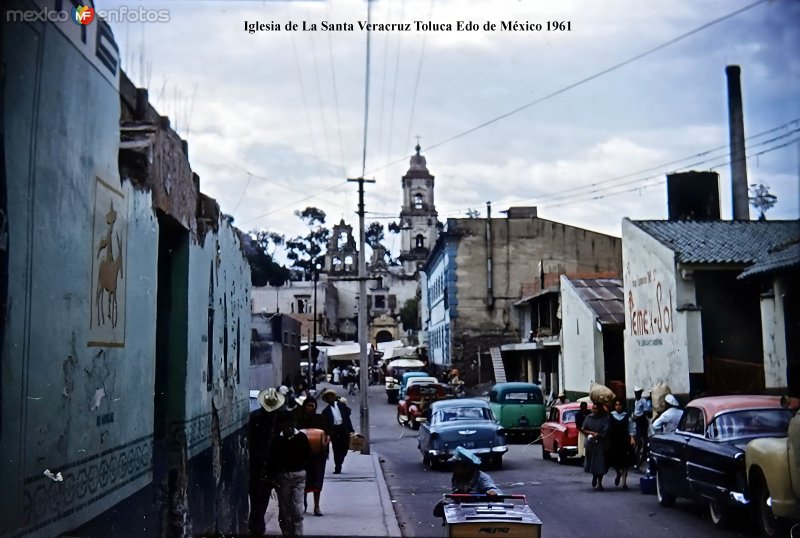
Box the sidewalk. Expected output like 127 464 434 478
262 384 402 537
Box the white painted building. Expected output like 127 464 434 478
621 218 799 399
560 276 625 399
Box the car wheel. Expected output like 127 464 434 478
752 470 788 538
411 419 420 431
492 455 503 470
542 445 551 460
709 500 734 529
656 468 675 507
556 444 567 465
396 411 405 427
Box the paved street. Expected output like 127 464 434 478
355 384 755 538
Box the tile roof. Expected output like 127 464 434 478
567 278 625 325
738 240 800 279
631 220 800 264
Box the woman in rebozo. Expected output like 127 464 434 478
582 402 610 490
295 397 330 516
607 398 636 490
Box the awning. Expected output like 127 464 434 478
323 342 363 362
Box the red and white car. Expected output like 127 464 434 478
397 383 450 429
541 402 582 464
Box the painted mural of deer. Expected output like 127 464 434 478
95 202 124 327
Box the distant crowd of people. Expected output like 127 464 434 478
575 387 682 491
249 383 354 536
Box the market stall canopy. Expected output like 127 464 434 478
386 346 417 359
377 340 404 354
387 358 425 369
323 342 362 362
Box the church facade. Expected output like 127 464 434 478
251 145 440 348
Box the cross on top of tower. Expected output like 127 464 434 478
415 135 421 155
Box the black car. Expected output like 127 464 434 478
649 395 796 529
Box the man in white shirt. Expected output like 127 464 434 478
321 389 354 474
652 394 682 434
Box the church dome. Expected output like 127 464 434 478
407 143 429 173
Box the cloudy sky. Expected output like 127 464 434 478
105 0 799 256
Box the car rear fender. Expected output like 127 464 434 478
747 436 799 518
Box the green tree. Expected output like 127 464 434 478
366 221 385 248
286 206 330 278
399 297 421 330
244 230 290 287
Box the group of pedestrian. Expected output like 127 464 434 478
248 384 355 536
331 364 360 395
578 388 682 491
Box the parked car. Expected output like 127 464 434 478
649 395 798 530
418 398 508 470
746 407 800 537
541 402 582 464
397 382 450 429
384 358 426 404
400 375 439 401
488 382 546 439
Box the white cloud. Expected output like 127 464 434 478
104 0 799 255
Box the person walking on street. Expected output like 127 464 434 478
582 402 610 490
631 387 652 467
295 397 330 517
248 388 286 535
653 394 682 434
607 398 636 490
268 411 311 536
320 389 354 474
575 401 590 460
332 366 341 386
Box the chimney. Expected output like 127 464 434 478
725 65 750 220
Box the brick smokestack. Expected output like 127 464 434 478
726 65 750 220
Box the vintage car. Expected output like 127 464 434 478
746 407 800 537
488 382 546 439
384 358 426 404
400 375 439 401
541 402 582 464
649 395 797 530
397 383 451 429
418 398 508 470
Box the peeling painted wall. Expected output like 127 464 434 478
622 219 695 397
1 6 250 536
761 278 788 389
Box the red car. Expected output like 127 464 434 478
397 383 450 429
541 402 582 464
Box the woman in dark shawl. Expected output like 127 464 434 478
607 398 636 489
582 402 610 490
295 397 330 516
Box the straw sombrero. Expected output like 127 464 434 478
257 388 285 412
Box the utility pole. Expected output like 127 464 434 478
348 176 375 455
312 268 318 390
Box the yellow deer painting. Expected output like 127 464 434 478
95 202 124 327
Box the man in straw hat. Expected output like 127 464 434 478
320 388 354 474
248 388 286 535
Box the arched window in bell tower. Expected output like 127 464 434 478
415 234 425 249
414 193 423 209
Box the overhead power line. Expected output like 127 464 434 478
366 0 769 177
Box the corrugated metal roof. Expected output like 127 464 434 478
568 278 625 325
631 220 800 264
738 240 800 279
513 287 559 306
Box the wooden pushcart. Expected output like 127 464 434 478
442 494 542 537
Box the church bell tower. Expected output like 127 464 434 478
399 144 439 275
